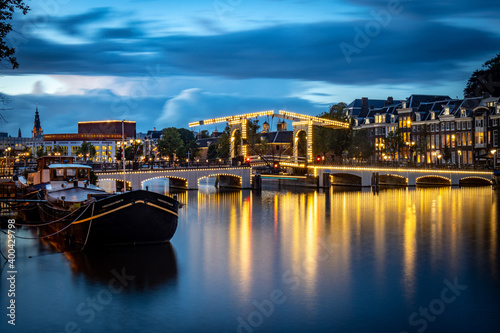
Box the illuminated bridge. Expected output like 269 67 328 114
96 167 252 190
300 164 494 187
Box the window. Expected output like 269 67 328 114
468 151 473 164
467 132 472 146
446 122 450 131
467 122 471 129
457 122 461 130
431 124 435 132
78 169 88 179
441 123 445 131
493 119 498 126
476 132 484 144
494 130 498 147
451 122 455 131
52 169 65 181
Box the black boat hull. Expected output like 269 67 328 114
38 190 179 247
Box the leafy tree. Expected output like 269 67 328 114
383 129 404 162
313 103 352 162
464 53 500 97
348 129 373 161
157 127 183 160
36 146 45 158
216 125 232 159
77 141 96 161
1 1 30 69
415 124 429 164
207 142 218 160
176 128 198 160
200 130 210 139
442 144 452 164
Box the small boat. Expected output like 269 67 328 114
37 163 180 247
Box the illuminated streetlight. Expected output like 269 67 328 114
492 149 497 170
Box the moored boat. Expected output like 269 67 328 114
37 163 180 247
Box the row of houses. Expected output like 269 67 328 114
351 94 500 166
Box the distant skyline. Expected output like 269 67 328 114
0 0 499 136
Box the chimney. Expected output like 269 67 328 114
361 97 368 113
401 100 407 108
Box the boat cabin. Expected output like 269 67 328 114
46 164 92 191
28 156 76 185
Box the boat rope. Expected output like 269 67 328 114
0 202 94 240
14 204 86 227
79 202 95 251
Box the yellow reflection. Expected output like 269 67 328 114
229 194 252 298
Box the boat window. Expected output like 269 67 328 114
78 169 88 179
66 169 76 177
52 169 65 181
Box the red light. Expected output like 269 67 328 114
246 157 251 162
316 155 321 162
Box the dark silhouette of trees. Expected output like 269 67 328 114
1 1 30 69
464 53 500 97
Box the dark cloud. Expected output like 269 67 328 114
8 7 500 86
54 7 112 36
344 0 500 20
98 27 143 39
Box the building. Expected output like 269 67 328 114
30 120 138 163
31 106 43 138
352 94 500 167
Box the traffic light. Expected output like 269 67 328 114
246 157 251 165
273 162 279 169
316 155 321 163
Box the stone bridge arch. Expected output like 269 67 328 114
141 175 188 190
459 176 492 186
416 175 451 186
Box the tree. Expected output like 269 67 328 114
77 141 96 161
36 146 45 158
176 128 198 160
442 144 452 164
1 1 30 69
415 124 429 164
348 129 373 161
157 127 183 160
200 130 210 139
207 142 218 160
313 103 352 162
216 125 232 159
464 53 500 97
383 130 404 163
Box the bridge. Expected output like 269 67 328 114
96 167 252 190
306 165 494 187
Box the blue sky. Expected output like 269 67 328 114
0 0 499 135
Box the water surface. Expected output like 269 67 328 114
1 184 499 332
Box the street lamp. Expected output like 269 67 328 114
457 150 461 169
5 147 11 175
491 149 497 170
437 154 442 167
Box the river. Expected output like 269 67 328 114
1 182 499 332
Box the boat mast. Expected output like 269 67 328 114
122 120 126 192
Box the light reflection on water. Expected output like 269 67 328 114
1 183 499 332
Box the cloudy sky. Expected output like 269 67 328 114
0 0 499 136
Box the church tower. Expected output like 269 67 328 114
31 106 43 138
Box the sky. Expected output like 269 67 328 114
0 0 499 136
